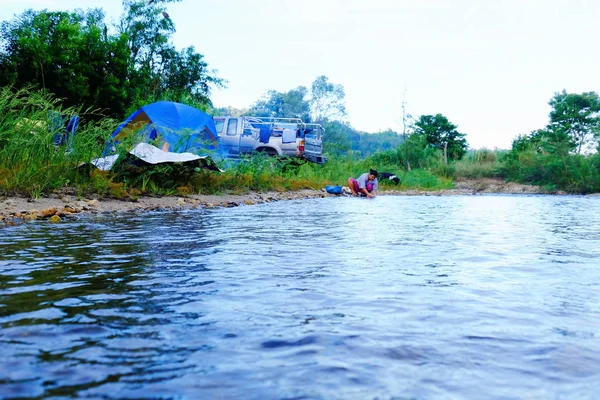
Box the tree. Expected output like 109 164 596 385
547 90 600 154
249 86 310 121
247 75 346 124
413 114 468 163
281 86 311 121
0 2 222 119
212 105 250 117
0 9 130 117
310 75 346 123
511 128 573 156
321 120 354 155
118 0 223 112
400 88 412 170
357 129 404 157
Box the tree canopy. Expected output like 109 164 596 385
248 86 311 121
0 1 223 119
246 75 347 124
547 90 600 154
413 114 468 162
310 75 346 123
511 90 600 156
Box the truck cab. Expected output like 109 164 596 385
214 116 326 163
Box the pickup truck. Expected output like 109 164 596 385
213 116 327 164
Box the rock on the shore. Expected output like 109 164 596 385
39 207 58 218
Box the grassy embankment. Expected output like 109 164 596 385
0 87 462 200
8 86 598 199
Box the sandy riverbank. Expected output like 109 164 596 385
0 179 564 225
0 189 330 225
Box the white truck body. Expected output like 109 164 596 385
214 116 326 163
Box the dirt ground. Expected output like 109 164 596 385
0 179 565 225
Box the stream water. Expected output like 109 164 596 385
1 194 599 399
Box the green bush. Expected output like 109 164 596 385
499 150 600 194
400 169 453 190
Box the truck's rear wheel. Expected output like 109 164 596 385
256 147 278 156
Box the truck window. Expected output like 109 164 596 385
214 119 224 134
227 119 238 136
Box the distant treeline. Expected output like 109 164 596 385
369 89 600 193
211 76 409 157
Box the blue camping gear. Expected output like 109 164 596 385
325 185 343 194
104 101 218 155
259 128 271 143
50 112 79 149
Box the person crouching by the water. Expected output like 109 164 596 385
348 169 379 198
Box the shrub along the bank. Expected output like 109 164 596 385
500 151 600 194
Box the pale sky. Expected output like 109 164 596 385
3 0 600 149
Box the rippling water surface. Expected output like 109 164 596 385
1 195 600 399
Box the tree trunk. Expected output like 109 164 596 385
38 60 45 89
401 91 411 171
444 142 448 165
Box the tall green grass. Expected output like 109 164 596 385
369 147 499 189
451 149 508 180
0 87 110 197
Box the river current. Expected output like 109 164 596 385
1 194 599 399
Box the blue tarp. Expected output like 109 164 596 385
259 128 271 144
104 101 218 155
49 112 79 148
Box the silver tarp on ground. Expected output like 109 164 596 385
89 143 222 171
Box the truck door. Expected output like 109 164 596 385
239 118 259 154
216 117 241 156
304 125 326 163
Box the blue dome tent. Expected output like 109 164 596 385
104 101 218 155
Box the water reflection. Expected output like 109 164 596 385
1 195 600 398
